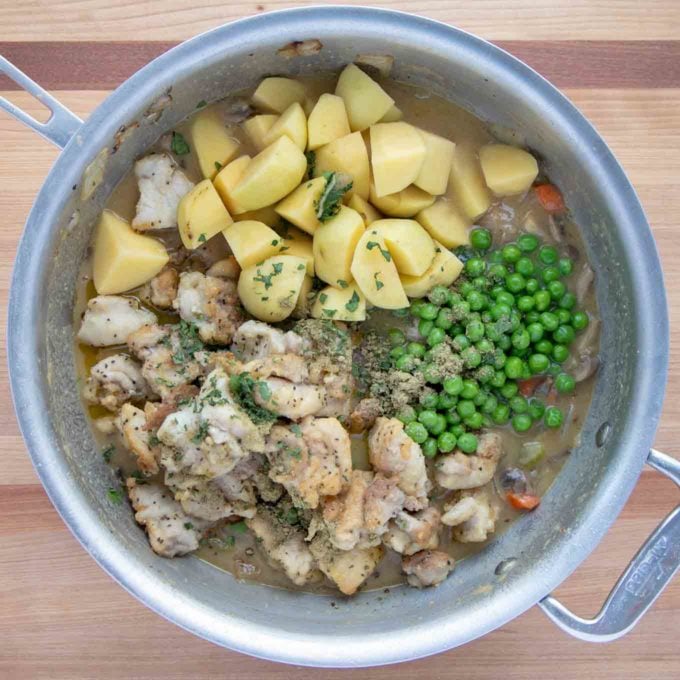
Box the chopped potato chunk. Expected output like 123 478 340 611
369 183 435 218
416 199 470 249
313 206 365 287
479 144 539 195
414 130 455 196
277 227 315 276
312 283 366 321
370 122 426 197
348 194 382 226
379 105 403 123
400 242 464 297
263 102 308 150
213 155 251 214
448 145 491 220
370 218 436 277
335 64 395 132
223 220 281 268
189 108 240 179
274 176 326 235
307 93 351 150
252 77 306 113
178 179 233 249
314 131 370 199
243 114 278 151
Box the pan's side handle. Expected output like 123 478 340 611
539 449 680 642
0 56 82 149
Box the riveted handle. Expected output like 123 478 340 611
0 55 82 149
539 449 680 642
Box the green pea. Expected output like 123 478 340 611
528 353 550 374
534 290 551 312
437 431 457 453
528 398 546 420
443 375 464 395
547 362 562 377
435 308 454 330
419 303 439 320
428 285 451 306
525 278 540 294
499 381 519 398
490 369 507 387
423 363 443 383
558 257 574 276
518 233 540 253
572 311 589 330
555 372 576 394
505 273 526 293
552 344 569 363
405 421 428 443
491 403 511 424
559 292 577 310
488 263 509 281
395 354 416 371
410 299 425 317
420 392 439 409
501 244 522 264
527 322 544 343
470 227 492 251
539 245 558 265
456 399 477 419
422 437 438 458
497 335 511 351
491 350 507 371
418 409 439 430
396 405 417 424
509 311 522 332
517 295 535 312
515 257 535 277
464 412 484 430
450 424 465 438
481 394 499 414
452 334 470 351
390 346 406 360
496 291 515 307
556 309 572 324
466 320 485 343
465 257 486 277
540 311 559 331
457 433 478 454
553 324 575 345
542 266 560 283
548 280 566 300
431 414 447 436
544 406 564 428
512 413 533 433
437 392 458 410
466 290 487 311
407 341 426 358
461 379 480 400
535 339 553 355
388 328 406 346
462 346 482 368
509 395 529 414
511 329 531 350
427 327 446 347
450 299 471 321
446 410 462 426
418 319 434 337
504 356 524 379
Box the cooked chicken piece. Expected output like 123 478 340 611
309 534 384 596
174 271 244 345
435 432 503 490
383 507 441 556
140 267 179 309
94 415 118 435
77 295 157 347
246 507 321 586
158 367 266 479
441 489 496 543
126 479 210 557
232 320 306 361
349 397 382 433
242 353 309 383
257 377 326 421
206 256 240 280
83 354 150 411
120 403 159 475
313 367 353 418
369 417 430 510
266 416 352 509
319 471 405 551
402 550 454 588
144 384 200 431
131 153 194 231
212 454 263 505
127 323 212 398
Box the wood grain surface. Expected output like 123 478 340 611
1 2 679 678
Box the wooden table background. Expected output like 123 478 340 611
1 1 679 677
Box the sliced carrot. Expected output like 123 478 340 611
534 184 565 213
517 376 546 398
507 492 541 511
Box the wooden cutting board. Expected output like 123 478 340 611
1 2 678 678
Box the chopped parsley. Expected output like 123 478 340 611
191 420 210 444
322 308 337 317
253 261 284 290
337 279 349 288
148 433 161 447
196 99 207 108
297 263 305 270
319 293 328 304
107 488 123 504
184 522 194 530
231 521 248 534
374 272 384 290
271 239 279 246
172 321 205 365
197 233 207 243
366 240 391 262
305 150 316 180
290 423 302 436
171 131 190 155
345 290 360 312
257 381 272 401
316 171 352 222
229 373 278 424
101 444 115 463
214 160 222 171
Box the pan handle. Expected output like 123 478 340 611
0 55 82 149
539 449 680 642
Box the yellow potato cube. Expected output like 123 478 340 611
238 255 308 322
230 136 307 212
448 145 491 220
414 130 455 195
370 218 436 277
379 105 403 123
416 199 470 249
350 229 408 309
251 77 306 113
335 64 395 132
369 182 435 218
479 144 539 195
315 131 370 199
307 93 351 150
400 242 464 298
178 179 233 249
243 114 278 151
223 220 281 268
312 283 366 322
370 122 426 197
93 210 169 295
348 194 382 225
214 155 251 214
189 108 241 179
278 227 314 276
274 176 326 235
313 206 365 287
263 102 307 150
233 205 280 226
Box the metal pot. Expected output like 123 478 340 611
2 6 678 667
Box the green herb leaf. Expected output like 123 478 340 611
305 150 316 180
172 321 205 365
366 240 391 262
214 160 222 171
229 373 278 424
184 522 194 530
319 293 328 304
171 131 190 155
337 279 349 288
271 239 279 246
345 290 360 312
297 263 305 270
322 308 337 317
316 171 352 222
257 381 272 401
374 272 384 290
197 233 207 243
290 424 302 436
196 100 208 108
191 420 210 444
254 261 284 290
231 521 248 534
107 488 123 504
101 444 115 463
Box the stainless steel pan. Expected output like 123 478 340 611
2 6 678 667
